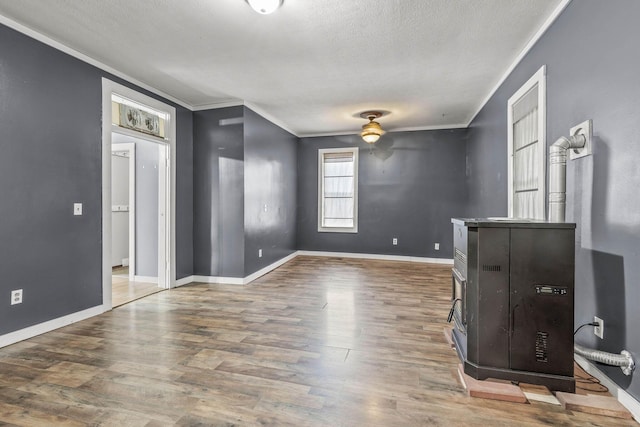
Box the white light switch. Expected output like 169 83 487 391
74 203 83 216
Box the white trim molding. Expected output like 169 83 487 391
296 250 454 265
0 306 104 348
182 250 450 288
102 78 178 313
466 0 572 126
507 65 546 220
575 354 640 422
192 100 245 111
175 276 195 287
0 15 191 110
134 275 160 285
243 252 298 283
192 276 245 285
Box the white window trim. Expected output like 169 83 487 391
318 147 359 233
507 65 546 219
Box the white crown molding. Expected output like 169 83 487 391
1 1 572 142
243 101 299 137
192 100 245 111
465 0 572 126
390 123 469 133
298 123 468 139
0 13 193 111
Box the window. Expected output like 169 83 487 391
507 65 546 220
318 147 358 233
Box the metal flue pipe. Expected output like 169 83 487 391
548 134 586 222
575 344 635 376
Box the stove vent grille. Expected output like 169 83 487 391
535 331 549 363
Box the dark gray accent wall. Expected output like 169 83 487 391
175 107 194 280
0 23 193 335
297 130 468 258
243 107 297 276
467 0 640 400
0 23 102 334
193 107 245 277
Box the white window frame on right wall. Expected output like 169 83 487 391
507 65 547 220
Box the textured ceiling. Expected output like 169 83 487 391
0 0 563 136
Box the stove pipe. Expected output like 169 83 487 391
548 134 586 222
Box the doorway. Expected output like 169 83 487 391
110 137 166 307
101 78 176 310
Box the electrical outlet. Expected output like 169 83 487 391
392 238 398 246
594 316 604 339
434 243 440 250
258 249 262 258
11 289 23 305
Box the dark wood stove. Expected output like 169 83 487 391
450 218 576 392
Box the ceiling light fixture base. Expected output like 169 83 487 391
359 111 383 120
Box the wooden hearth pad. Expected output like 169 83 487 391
556 392 632 419
457 364 528 403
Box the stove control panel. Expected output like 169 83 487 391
535 285 568 296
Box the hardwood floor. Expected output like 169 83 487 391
0 256 634 426
111 275 162 308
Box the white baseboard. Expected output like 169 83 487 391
134 275 159 284
296 250 453 265
192 275 244 285
0 305 104 348
175 275 194 287
183 250 452 288
243 252 298 284
575 354 640 422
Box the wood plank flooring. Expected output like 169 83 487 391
112 275 162 308
0 256 635 426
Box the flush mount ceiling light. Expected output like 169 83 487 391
359 111 386 144
246 0 282 14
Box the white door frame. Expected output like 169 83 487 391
507 65 546 219
110 143 136 282
101 78 177 310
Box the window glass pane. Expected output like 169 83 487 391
514 144 538 192
324 176 354 198
324 159 354 177
324 197 354 220
319 149 357 231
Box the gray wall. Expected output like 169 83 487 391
0 23 193 335
175 108 194 280
243 107 297 276
193 106 298 278
193 107 245 277
297 130 468 258
467 0 640 400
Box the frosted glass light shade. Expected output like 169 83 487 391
360 120 384 144
247 0 282 14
